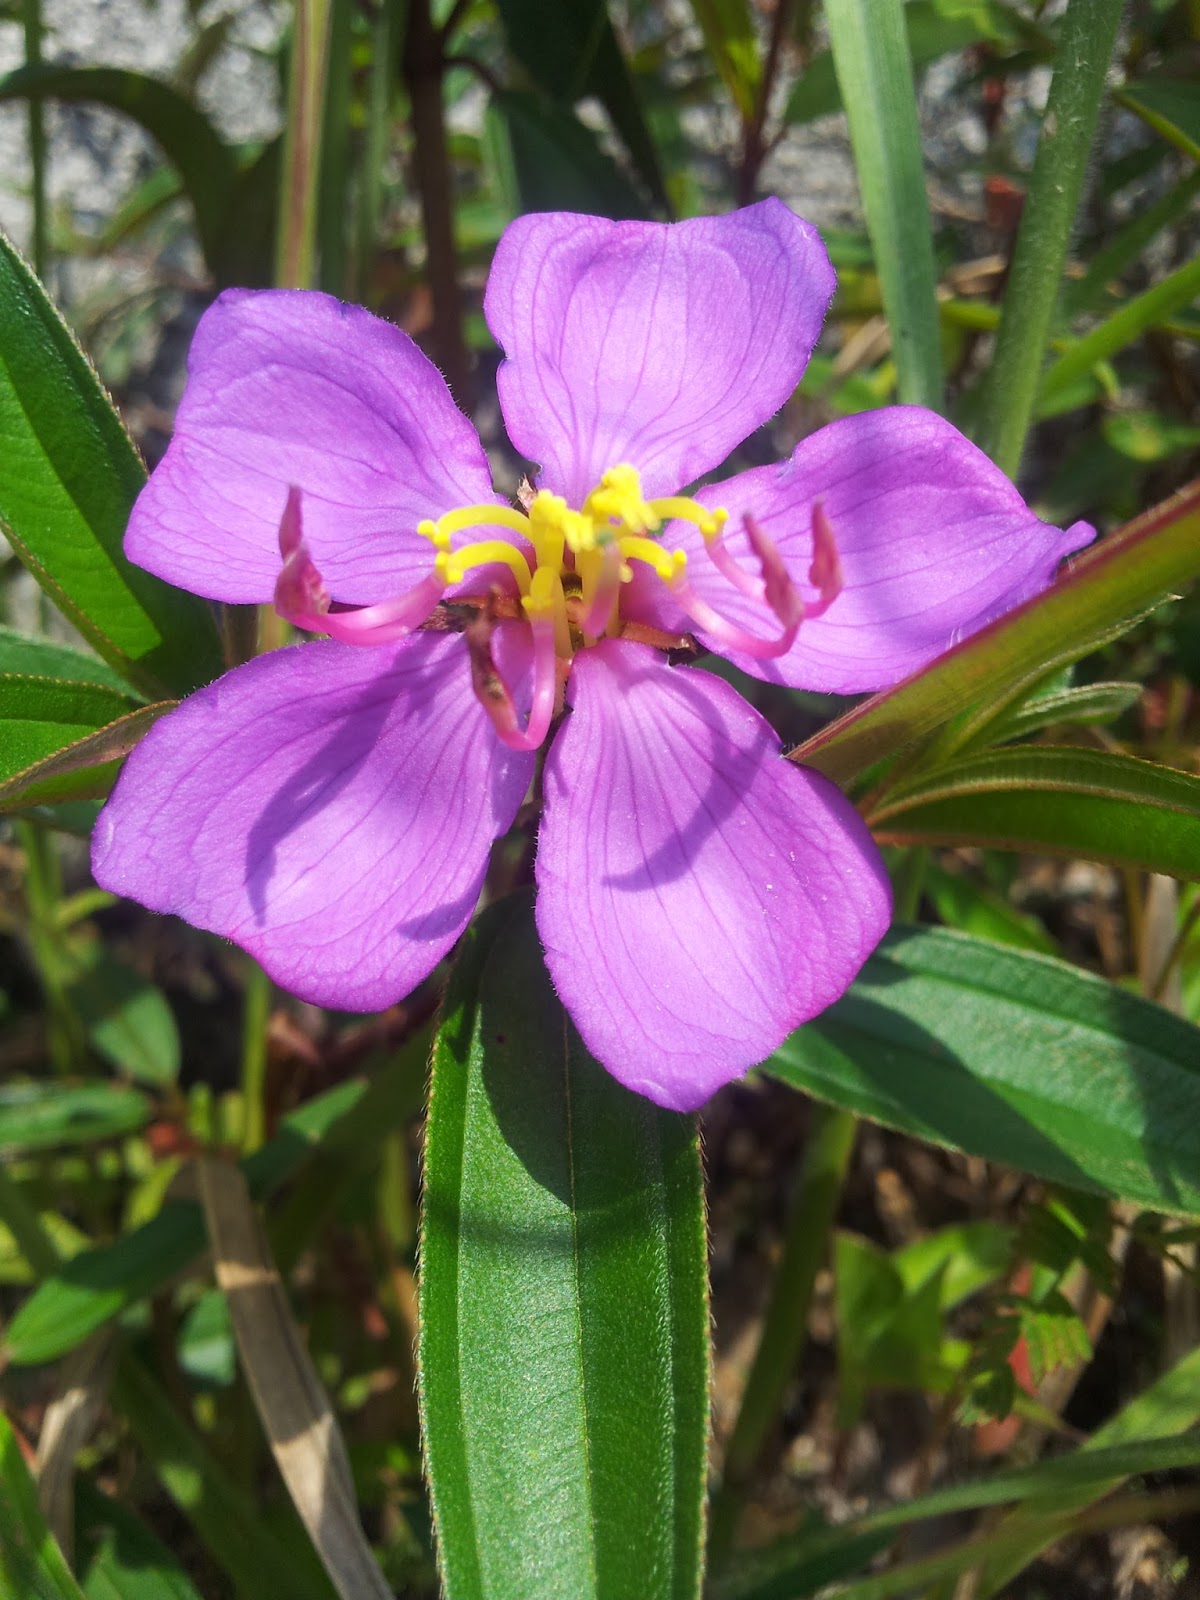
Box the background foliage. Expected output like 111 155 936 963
0 0 1199 1596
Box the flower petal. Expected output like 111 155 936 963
626 407 1096 693
92 632 535 1009
126 290 503 604
485 201 835 506
536 641 890 1111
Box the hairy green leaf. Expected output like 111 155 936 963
420 895 709 1600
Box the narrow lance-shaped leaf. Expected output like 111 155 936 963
767 924 1200 1216
867 746 1200 880
0 1411 86 1600
420 894 709 1600
825 0 943 408
0 234 222 698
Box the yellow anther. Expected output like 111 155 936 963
646 497 729 543
583 463 659 534
429 503 532 543
618 537 687 585
529 490 594 557
417 519 452 551
444 539 533 595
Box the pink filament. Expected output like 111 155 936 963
466 612 557 752
273 484 445 643
670 513 803 659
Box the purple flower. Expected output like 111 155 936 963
92 201 1093 1112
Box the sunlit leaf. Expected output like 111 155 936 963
768 924 1200 1215
420 895 709 1600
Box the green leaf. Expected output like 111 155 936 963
0 703 175 811
869 746 1200 878
965 679 1141 748
0 628 138 695
825 0 943 408
972 0 1125 475
835 1232 952 1422
1064 168 1200 317
0 1411 86 1600
0 1082 150 1153
0 64 237 270
4 1060 421 1366
177 1288 236 1390
1041 251 1200 399
924 861 1057 954
111 1354 333 1600
0 234 222 698
420 895 709 1600
1115 74 1200 164
0 676 141 790
488 91 653 220
67 950 181 1086
893 1220 1015 1308
76 1482 205 1600
494 0 668 209
689 0 761 121
767 924 1200 1215
718 1430 1200 1600
1103 410 1200 464
793 479 1200 788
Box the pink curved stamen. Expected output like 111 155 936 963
465 611 557 753
704 532 765 602
806 499 844 619
274 485 446 644
671 513 804 660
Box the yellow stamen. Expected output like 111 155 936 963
439 540 533 596
617 536 687 585
646 498 728 543
423 503 532 545
583 464 659 534
522 565 571 655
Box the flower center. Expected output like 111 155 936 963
272 464 841 755
415 464 728 650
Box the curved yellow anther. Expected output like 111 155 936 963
426 503 532 544
618 537 687 585
441 539 534 595
646 498 729 543
417 519 452 552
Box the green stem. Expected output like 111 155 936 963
276 0 334 289
708 1104 858 1570
23 0 47 281
240 963 272 1155
973 0 1124 477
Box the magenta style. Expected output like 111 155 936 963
92 201 1094 1111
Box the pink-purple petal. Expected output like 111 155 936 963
535 641 891 1111
485 201 835 506
626 407 1095 693
92 632 535 1010
126 290 504 605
